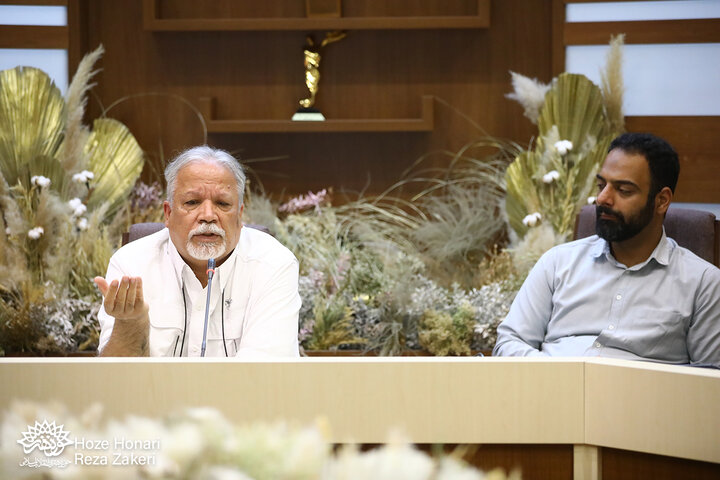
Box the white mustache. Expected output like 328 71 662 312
188 223 226 240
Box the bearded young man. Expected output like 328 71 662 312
95 146 301 357
493 133 720 368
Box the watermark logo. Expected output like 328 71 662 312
17 420 73 468
16 418 161 469
17 420 73 457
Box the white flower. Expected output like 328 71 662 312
554 139 573 155
72 170 94 183
522 212 542 227
30 175 51 188
436 457 484 480
587 196 597 205
76 217 88 230
68 197 87 216
73 204 87 216
27 226 44 239
542 170 560 184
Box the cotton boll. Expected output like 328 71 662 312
73 204 87 217
542 170 560 184
522 212 542 227
27 226 44 239
31 175 51 188
72 170 95 183
553 140 573 156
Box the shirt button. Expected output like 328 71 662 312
608 325 615 330
595 342 602 348
191 346 199 353
615 294 622 300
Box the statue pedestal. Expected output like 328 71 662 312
292 107 325 121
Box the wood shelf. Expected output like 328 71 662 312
564 18 720 45
143 0 490 31
199 96 434 133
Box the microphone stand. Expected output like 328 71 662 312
200 258 215 357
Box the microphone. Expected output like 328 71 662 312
200 258 216 357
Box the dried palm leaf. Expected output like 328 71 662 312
505 150 542 236
85 118 144 215
537 73 609 147
0 67 65 188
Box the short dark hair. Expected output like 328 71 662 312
608 132 680 196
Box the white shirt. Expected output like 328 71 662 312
98 227 301 357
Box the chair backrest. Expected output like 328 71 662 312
121 222 272 246
574 205 720 267
121 222 165 246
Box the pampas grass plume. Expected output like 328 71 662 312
600 34 625 133
59 44 104 173
506 71 551 124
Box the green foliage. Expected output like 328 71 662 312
252 137 522 355
418 302 475 356
303 297 364 351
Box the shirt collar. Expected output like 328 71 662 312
589 236 607 259
650 228 672 266
166 235 190 288
591 227 672 268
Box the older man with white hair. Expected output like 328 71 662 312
95 146 301 357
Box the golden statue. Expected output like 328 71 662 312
298 31 347 110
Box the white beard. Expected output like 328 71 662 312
186 224 227 261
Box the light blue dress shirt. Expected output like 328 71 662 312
493 231 720 368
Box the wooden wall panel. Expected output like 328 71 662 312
625 117 720 203
602 448 720 480
564 18 720 45
0 25 67 48
74 0 550 199
155 0 479 20
552 0 720 204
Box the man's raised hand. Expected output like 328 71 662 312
94 276 148 321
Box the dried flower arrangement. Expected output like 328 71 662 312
505 35 626 265
0 46 144 355
244 139 523 356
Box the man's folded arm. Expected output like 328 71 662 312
493 252 554 357
687 266 720 369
